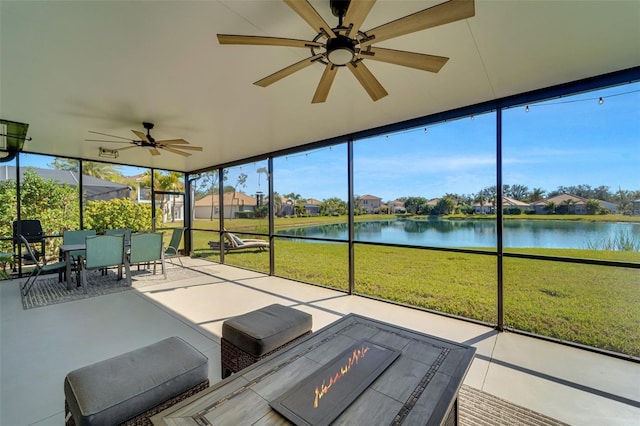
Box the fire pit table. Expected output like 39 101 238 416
151 314 476 426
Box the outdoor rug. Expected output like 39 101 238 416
21 264 203 310
459 385 570 426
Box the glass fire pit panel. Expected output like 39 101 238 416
270 340 401 426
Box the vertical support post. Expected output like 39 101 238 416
496 108 504 331
268 157 275 276
151 169 156 232
78 160 84 230
185 173 194 255
218 168 225 264
348 139 355 295
15 152 22 276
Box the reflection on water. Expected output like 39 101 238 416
276 219 640 249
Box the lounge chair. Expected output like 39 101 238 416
208 232 269 253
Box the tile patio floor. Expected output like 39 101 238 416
1 257 638 425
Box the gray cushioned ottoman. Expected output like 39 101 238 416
221 304 312 378
64 336 208 426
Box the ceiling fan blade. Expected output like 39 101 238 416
217 34 322 49
284 0 336 38
161 146 191 157
85 139 132 144
347 61 388 101
160 145 203 151
88 131 132 141
361 0 475 47
343 0 376 36
131 130 149 142
365 47 449 72
149 147 161 156
312 64 338 104
156 139 190 145
116 145 138 152
254 54 323 87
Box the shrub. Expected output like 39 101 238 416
84 198 158 233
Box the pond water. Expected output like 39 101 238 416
277 219 640 249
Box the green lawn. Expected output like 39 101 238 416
191 216 639 357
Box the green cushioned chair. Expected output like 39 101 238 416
129 232 166 279
78 234 130 293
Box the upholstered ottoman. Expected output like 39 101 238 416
64 336 209 426
221 304 312 378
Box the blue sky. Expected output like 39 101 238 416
265 82 640 201
19 83 639 202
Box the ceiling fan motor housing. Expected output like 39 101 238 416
330 0 350 18
142 122 156 143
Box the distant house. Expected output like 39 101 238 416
0 165 131 201
471 196 531 214
502 196 532 212
472 201 492 214
270 196 319 217
357 194 382 214
194 192 258 219
121 173 184 223
303 198 322 216
388 199 406 214
531 193 617 214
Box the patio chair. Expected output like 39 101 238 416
62 229 96 263
78 234 130 293
129 232 166 280
105 228 132 243
13 219 45 264
164 228 184 266
208 232 269 253
17 234 67 296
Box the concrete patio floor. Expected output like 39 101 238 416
1 257 638 425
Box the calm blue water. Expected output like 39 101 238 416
277 219 640 249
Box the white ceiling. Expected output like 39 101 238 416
2 0 639 173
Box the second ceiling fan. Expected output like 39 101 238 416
218 0 475 103
86 122 203 157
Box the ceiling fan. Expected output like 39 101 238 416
217 0 475 103
85 122 203 157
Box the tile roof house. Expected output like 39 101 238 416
194 192 258 219
357 195 382 214
531 193 617 214
388 200 406 214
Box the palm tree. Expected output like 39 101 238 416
271 191 284 217
544 201 557 214
51 158 122 181
229 173 247 218
140 171 184 222
474 194 486 214
529 187 546 202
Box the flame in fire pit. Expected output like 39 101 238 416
313 345 370 408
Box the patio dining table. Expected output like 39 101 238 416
59 241 129 289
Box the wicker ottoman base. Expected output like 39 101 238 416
65 379 209 426
221 330 311 378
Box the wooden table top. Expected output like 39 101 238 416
152 314 476 426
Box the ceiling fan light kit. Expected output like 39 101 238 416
98 147 119 158
326 35 356 65
217 0 475 103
